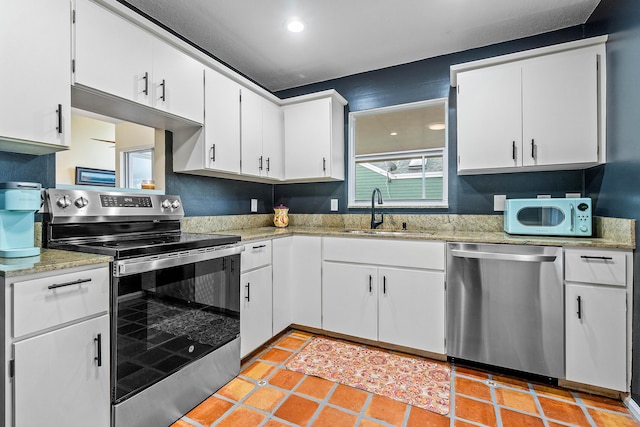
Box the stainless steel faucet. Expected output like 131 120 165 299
371 188 384 229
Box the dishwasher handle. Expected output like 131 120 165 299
450 249 557 263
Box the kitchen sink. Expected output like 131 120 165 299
342 230 432 237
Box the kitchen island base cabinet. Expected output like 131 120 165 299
13 315 109 427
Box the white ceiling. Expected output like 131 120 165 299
120 0 601 92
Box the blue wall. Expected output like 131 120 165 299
275 27 590 214
0 152 55 188
583 0 640 402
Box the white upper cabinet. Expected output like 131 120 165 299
241 89 266 178
262 100 284 180
0 0 71 154
241 89 284 180
456 63 522 171
521 50 598 168
74 0 152 104
74 0 204 123
204 68 241 174
453 36 606 175
151 39 204 123
283 92 347 182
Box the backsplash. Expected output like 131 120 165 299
179 214 635 247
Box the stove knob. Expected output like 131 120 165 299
74 196 89 208
56 195 71 208
161 199 171 209
171 200 181 210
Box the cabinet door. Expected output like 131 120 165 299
522 50 599 167
262 100 284 180
14 315 110 427
378 268 445 353
322 262 377 341
240 266 273 357
204 68 241 173
75 0 153 105
272 237 293 334
284 98 332 180
456 64 522 173
565 284 626 390
240 89 264 177
152 39 204 123
0 0 70 149
291 236 322 329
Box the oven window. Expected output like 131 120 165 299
113 255 240 402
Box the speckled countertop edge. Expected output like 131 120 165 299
220 226 635 249
0 249 111 278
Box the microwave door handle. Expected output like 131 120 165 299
570 203 575 231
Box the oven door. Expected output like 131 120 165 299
111 245 242 404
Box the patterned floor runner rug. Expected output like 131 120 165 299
285 336 451 415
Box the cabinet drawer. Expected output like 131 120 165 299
13 266 110 337
241 240 272 272
564 248 628 286
323 237 445 270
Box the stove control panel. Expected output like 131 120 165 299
44 189 184 221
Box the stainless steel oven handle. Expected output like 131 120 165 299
114 244 245 277
450 249 556 263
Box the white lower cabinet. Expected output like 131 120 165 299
240 240 273 357
565 284 626 391
322 263 378 341
378 267 445 353
240 266 273 358
2 264 110 427
14 315 110 426
322 237 446 354
563 247 632 392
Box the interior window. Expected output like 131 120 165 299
348 98 448 208
123 148 154 189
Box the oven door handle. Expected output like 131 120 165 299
113 244 245 277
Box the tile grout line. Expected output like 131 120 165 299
572 392 599 427
528 380 552 427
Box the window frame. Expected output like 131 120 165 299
121 146 154 189
348 98 449 209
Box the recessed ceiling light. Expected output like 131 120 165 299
428 122 445 131
286 17 305 33
390 132 398 136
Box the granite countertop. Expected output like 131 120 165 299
223 226 635 249
0 249 111 278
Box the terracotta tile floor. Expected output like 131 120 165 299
171 330 639 427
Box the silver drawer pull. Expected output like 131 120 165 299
47 278 92 290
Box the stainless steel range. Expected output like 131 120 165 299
42 188 243 427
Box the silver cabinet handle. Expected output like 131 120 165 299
450 249 556 263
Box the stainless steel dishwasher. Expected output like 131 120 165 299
447 242 564 379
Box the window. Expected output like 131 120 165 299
348 98 448 208
123 148 154 189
